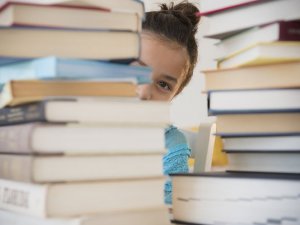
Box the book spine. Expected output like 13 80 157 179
0 179 47 217
0 102 46 126
0 123 37 153
0 155 34 182
279 21 300 40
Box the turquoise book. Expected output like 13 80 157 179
0 57 152 85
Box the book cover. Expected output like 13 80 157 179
0 123 166 154
0 98 170 126
0 56 152 85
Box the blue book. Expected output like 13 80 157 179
0 56 152 85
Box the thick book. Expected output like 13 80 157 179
198 0 258 15
0 178 165 217
215 21 300 59
0 2 141 32
225 151 300 174
0 0 145 17
203 61 300 91
0 27 140 60
216 113 300 135
171 172 300 225
218 41 300 69
202 0 300 39
0 123 165 154
0 207 171 225
222 135 300 151
0 154 164 183
0 98 170 126
0 56 152 85
208 88 300 115
0 79 138 108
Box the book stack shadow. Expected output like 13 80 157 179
0 0 171 224
171 0 300 224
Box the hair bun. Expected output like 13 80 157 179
160 1 200 35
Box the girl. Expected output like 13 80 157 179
135 1 200 205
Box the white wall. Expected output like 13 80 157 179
142 0 217 128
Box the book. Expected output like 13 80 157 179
222 135 300 151
0 154 164 183
0 79 138 108
0 98 170 126
202 0 300 39
215 21 300 59
203 61 300 91
0 27 140 60
0 0 145 17
218 41 300 69
171 172 300 225
216 113 300 135
0 207 171 225
0 123 165 154
225 151 300 174
208 88 300 115
0 2 141 32
199 0 259 15
0 56 152 85
0 178 165 217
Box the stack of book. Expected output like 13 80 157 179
0 0 171 224
171 0 300 224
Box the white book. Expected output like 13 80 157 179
0 122 166 154
0 207 172 225
0 178 165 217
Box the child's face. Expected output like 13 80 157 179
134 32 188 101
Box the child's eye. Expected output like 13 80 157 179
157 80 171 91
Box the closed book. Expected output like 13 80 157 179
0 27 140 60
225 151 300 174
198 0 258 15
222 135 300 151
216 113 300 135
0 98 170 126
202 0 300 39
0 0 145 17
218 41 300 69
0 2 141 32
0 123 165 154
0 154 164 183
0 56 152 85
215 21 300 59
171 172 300 225
0 178 165 217
0 207 171 225
0 80 137 108
208 88 300 115
203 61 300 91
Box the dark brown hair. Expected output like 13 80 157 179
142 1 200 94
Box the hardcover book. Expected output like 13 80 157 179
0 98 170 126
0 123 166 154
0 178 165 217
0 79 138 108
0 27 140 60
0 56 152 85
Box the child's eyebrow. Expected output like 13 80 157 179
162 74 178 84
136 59 148 66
